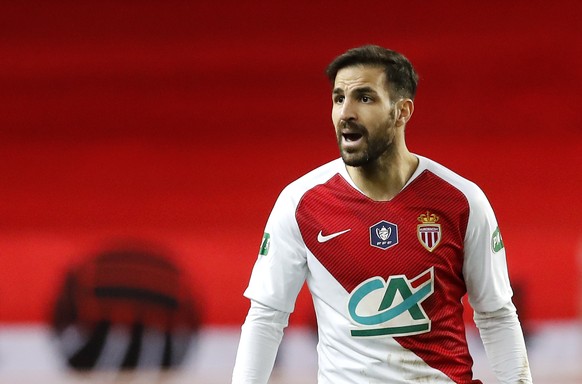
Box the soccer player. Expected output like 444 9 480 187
232 45 532 383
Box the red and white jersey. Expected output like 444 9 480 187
244 155 513 383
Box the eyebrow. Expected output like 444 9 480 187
332 86 379 96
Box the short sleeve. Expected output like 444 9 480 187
243 186 308 313
463 187 513 313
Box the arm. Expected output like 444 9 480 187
462 186 532 382
232 185 307 383
474 301 532 383
232 300 290 384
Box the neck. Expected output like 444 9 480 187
346 149 419 201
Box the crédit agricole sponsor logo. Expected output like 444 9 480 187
348 267 434 337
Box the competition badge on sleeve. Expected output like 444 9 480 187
491 226 504 253
259 232 270 256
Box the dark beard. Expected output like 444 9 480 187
341 136 390 167
338 113 396 167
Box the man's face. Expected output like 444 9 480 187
331 65 398 167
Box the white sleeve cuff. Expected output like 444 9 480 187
231 300 290 384
474 301 532 383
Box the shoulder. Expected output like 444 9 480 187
418 155 489 207
264 159 344 225
418 156 498 241
262 158 344 242
278 158 345 204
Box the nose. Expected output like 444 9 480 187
339 99 357 123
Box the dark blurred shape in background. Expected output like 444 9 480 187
51 241 202 371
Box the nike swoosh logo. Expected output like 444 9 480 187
317 229 351 243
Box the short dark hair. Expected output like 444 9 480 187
326 45 419 100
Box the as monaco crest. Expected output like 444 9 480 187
417 211 441 252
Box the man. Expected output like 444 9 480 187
232 45 532 383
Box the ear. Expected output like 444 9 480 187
394 99 414 127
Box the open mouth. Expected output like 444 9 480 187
342 132 363 142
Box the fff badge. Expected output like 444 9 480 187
370 221 398 250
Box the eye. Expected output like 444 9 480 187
361 96 372 103
334 95 345 104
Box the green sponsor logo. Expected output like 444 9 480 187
259 232 270 256
492 227 504 253
348 268 434 337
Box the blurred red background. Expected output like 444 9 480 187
0 1 581 326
